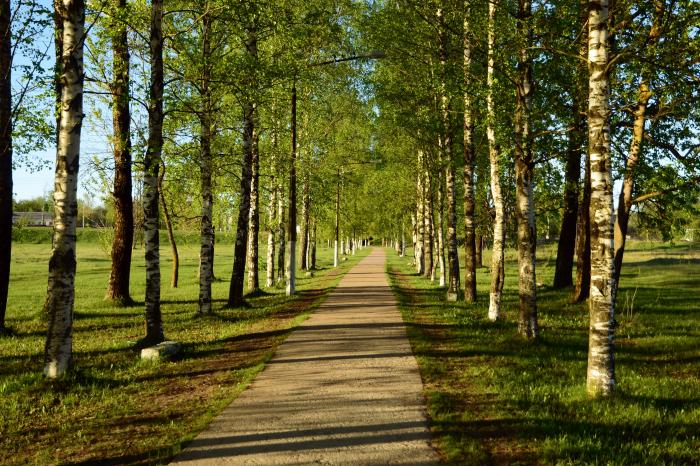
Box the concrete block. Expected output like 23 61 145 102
141 341 182 360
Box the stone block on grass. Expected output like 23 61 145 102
141 341 182 361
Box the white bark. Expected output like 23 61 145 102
44 0 85 378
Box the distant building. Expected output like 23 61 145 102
12 212 53 227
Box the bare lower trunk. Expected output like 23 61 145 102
462 0 476 303
424 172 434 281
415 152 425 274
142 0 165 345
277 178 286 283
334 172 340 267
158 163 178 288
586 0 615 398
514 0 538 338
475 235 483 267
198 9 213 312
246 130 260 293
44 0 84 377
286 83 297 296
300 174 310 270
487 0 505 321
573 151 591 303
228 100 255 306
106 0 133 304
310 218 317 269
0 0 12 330
266 167 277 288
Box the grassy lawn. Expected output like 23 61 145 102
387 241 700 465
0 233 369 466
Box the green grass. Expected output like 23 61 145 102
387 241 700 465
1 235 369 466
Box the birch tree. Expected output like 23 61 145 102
586 0 615 397
514 0 538 338
44 0 85 377
142 0 165 345
487 0 505 321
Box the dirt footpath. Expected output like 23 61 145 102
171 248 438 465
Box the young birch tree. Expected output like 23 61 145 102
44 0 85 377
487 0 505 321
0 0 11 332
514 0 538 338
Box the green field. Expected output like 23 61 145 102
0 234 369 465
387 242 700 464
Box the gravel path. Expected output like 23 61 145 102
171 248 438 465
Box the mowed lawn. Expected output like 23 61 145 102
0 234 370 466
388 241 700 464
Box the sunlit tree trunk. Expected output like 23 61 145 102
334 169 340 267
44 0 85 377
415 151 425 274
266 153 277 287
310 218 317 269
514 0 538 338
106 0 133 304
141 0 165 344
158 162 178 288
246 130 260 293
277 176 286 283
300 173 310 270
286 83 297 296
573 151 591 302
462 0 476 303
228 24 257 307
487 0 505 321
424 171 434 281
586 0 615 398
0 0 12 331
437 6 460 300
198 8 214 313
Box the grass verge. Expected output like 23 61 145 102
1 241 370 465
387 242 700 465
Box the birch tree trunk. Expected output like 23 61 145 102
437 6 460 301
462 0 477 303
310 218 317 269
277 176 286 283
300 173 310 270
198 8 214 313
415 152 425 275
514 0 538 338
573 151 591 302
334 170 340 267
0 0 12 331
286 83 297 296
586 0 616 398
487 0 505 321
424 171 434 281
266 155 277 287
246 130 260 293
141 0 165 345
158 162 178 288
106 0 133 304
228 23 257 307
44 0 84 377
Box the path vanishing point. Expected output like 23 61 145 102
171 248 439 465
